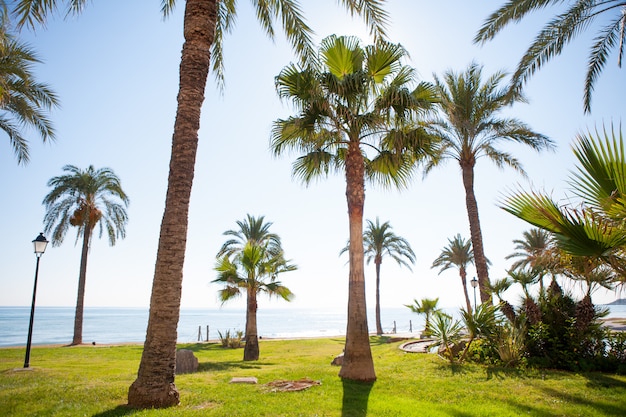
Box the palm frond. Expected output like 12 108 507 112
339 0 389 42
569 125 626 220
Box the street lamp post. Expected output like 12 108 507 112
24 233 48 368
470 277 478 311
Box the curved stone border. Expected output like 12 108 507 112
399 339 435 353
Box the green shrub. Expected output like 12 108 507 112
217 329 244 348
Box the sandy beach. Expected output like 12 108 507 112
602 317 626 332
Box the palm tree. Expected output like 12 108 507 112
501 125 626 280
42 165 129 345
217 214 281 258
405 297 440 336
14 0 390 408
272 35 437 382
340 218 415 335
487 277 516 323
458 302 498 362
431 234 475 314
0 17 58 164
507 267 543 325
213 214 292 360
475 1 626 113
425 62 554 304
213 239 296 361
427 310 464 363
506 228 557 295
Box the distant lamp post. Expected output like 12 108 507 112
24 233 48 368
470 277 478 311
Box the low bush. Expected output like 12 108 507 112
217 329 244 348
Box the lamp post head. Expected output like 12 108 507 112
32 233 48 257
470 277 478 288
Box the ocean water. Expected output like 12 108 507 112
0 306 423 347
1 304 624 348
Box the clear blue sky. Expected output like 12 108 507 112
1 1 623 311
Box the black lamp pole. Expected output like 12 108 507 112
470 277 478 311
24 233 48 368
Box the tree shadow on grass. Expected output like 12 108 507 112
540 385 626 416
341 379 374 417
177 343 224 353
435 362 467 375
484 365 526 381
91 405 137 417
198 360 263 372
582 372 626 389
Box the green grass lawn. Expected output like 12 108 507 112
1 336 625 416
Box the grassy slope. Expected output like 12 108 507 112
1 337 625 416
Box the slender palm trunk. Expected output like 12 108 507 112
128 0 217 409
71 226 91 346
459 267 472 314
244 289 259 361
375 260 382 335
339 141 376 382
461 163 491 304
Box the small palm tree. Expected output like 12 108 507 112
459 302 498 362
405 297 440 336
475 1 626 113
340 218 415 335
428 311 464 363
213 240 296 361
487 277 516 323
425 62 554 304
507 228 557 295
42 165 129 345
431 234 475 314
0 18 58 164
506 266 544 325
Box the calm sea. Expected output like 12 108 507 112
1 305 625 347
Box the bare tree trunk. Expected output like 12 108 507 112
375 261 382 335
71 226 91 346
339 141 376 382
128 0 217 409
244 289 259 361
461 163 491 304
459 267 472 314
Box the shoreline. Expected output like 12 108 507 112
3 318 625 349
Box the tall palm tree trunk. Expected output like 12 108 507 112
71 226 91 345
459 267 472 314
461 163 491 304
374 260 382 335
128 0 217 409
244 289 259 361
339 141 376 382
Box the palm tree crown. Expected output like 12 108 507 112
361 218 416 269
405 297 440 335
43 165 129 246
425 62 554 304
217 214 281 258
507 228 556 271
0 17 58 164
475 0 626 113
